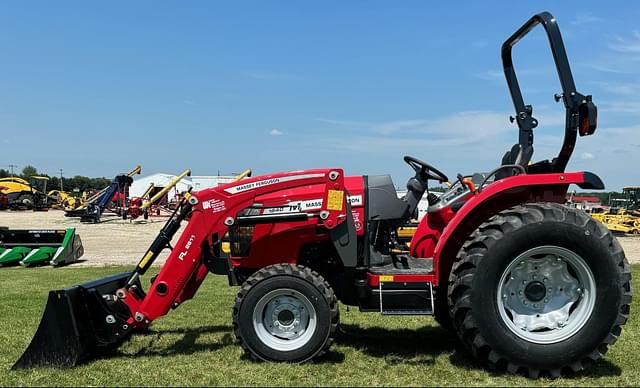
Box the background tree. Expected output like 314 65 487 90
21 165 38 178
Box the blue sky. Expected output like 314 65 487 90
1 1 639 190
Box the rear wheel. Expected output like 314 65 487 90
448 203 632 377
233 264 339 362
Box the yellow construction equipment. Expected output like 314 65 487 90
47 190 84 210
0 176 50 210
591 186 640 234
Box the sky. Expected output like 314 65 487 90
0 1 639 191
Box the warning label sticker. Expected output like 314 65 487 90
326 190 344 211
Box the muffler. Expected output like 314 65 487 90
13 272 140 369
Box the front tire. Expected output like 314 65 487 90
448 203 632 377
233 264 339 362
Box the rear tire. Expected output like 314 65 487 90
233 264 339 362
448 203 632 377
16 193 34 208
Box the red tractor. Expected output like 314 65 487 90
15 12 631 378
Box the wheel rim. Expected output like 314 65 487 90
252 288 317 351
496 246 596 344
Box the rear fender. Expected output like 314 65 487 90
431 171 603 286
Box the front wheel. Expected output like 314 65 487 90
233 264 339 362
448 203 632 377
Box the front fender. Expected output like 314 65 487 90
431 171 603 286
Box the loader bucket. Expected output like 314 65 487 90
0 228 84 267
13 272 139 369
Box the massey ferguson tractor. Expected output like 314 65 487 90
14 12 631 378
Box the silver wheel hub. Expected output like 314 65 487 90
253 288 317 351
265 295 308 339
497 246 596 344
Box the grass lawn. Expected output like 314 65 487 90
0 265 638 386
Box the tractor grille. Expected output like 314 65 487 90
228 225 254 257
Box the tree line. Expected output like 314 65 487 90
0 165 111 193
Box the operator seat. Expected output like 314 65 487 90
366 175 409 221
495 143 533 180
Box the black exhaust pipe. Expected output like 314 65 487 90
13 272 140 369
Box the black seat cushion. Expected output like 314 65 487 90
496 144 533 180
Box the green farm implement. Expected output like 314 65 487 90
0 228 84 267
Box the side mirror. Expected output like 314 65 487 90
578 96 597 136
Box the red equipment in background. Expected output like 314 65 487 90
0 186 8 210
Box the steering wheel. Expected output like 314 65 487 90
403 155 449 183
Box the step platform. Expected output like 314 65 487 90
364 255 435 315
369 255 433 275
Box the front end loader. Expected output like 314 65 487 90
14 12 631 378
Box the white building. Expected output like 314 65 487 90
190 175 236 191
129 173 236 202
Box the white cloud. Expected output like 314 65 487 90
582 63 630 74
319 111 514 138
608 31 640 53
474 67 551 84
571 13 603 26
600 101 640 114
580 152 595 160
317 111 517 156
591 81 640 95
475 69 504 82
270 128 284 136
183 100 195 105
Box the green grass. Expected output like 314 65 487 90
0 265 638 386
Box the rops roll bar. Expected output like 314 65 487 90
502 11 597 173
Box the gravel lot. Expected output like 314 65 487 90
0 210 638 266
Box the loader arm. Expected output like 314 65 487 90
122 168 348 325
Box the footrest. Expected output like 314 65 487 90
376 281 434 316
369 256 433 275
381 308 433 316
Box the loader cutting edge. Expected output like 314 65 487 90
13 272 139 369
0 228 84 267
